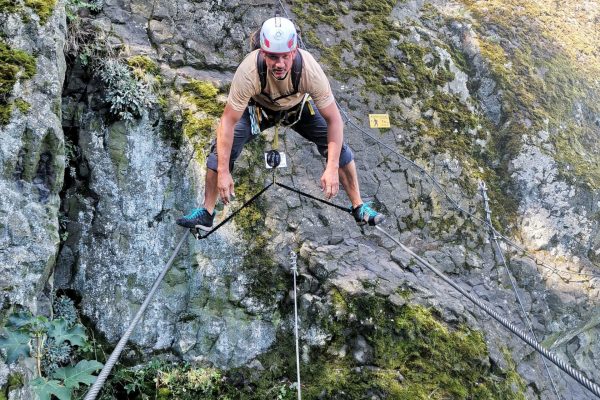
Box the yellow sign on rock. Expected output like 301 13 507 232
369 114 390 128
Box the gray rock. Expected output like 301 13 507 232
351 335 373 365
0 0 66 311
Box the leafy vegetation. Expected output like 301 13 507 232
0 296 103 400
64 0 106 67
98 360 231 400
95 59 155 121
65 0 102 21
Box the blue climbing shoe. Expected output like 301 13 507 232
352 202 386 226
176 207 214 230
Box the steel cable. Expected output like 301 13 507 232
274 0 600 280
375 225 600 399
480 181 561 399
84 229 190 400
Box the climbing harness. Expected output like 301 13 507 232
290 250 302 400
256 94 313 169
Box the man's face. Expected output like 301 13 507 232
262 50 296 80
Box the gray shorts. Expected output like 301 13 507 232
206 100 354 171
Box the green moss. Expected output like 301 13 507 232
461 0 600 189
127 55 160 75
14 98 30 113
184 79 223 117
178 80 225 163
182 110 214 164
0 102 12 124
0 0 19 14
24 0 57 24
1 373 24 400
552 124 600 189
0 40 36 125
252 294 526 399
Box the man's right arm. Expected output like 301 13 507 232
216 103 244 204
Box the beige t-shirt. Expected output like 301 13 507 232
227 48 335 112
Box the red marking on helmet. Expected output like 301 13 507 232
263 33 270 48
287 34 295 49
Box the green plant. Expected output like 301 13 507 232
53 296 78 328
64 138 79 178
99 361 230 400
95 59 155 121
64 0 108 68
0 299 103 400
65 0 102 21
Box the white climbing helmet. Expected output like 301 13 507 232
260 16 297 53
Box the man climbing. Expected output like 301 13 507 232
177 16 385 230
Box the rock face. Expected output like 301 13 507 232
2 0 600 398
0 2 67 311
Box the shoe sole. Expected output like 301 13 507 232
195 224 213 232
355 216 386 226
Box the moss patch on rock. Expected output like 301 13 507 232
289 294 525 399
0 0 20 14
176 79 225 164
461 0 600 189
0 39 36 125
24 0 57 24
14 98 30 113
0 372 24 400
95 294 525 399
127 55 160 76
1 0 57 24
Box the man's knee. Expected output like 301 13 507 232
318 144 354 167
206 153 219 171
206 152 236 172
339 145 354 167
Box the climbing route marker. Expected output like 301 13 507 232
369 114 390 128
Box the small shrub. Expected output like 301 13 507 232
53 296 77 327
95 59 155 121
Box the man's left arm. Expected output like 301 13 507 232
318 101 344 199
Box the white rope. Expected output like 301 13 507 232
290 250 302 399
